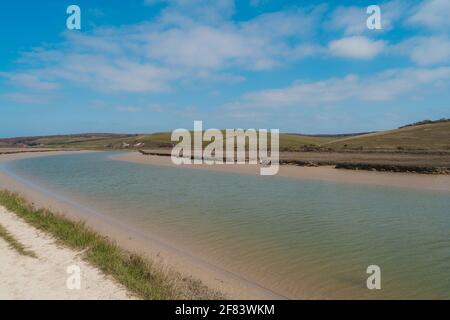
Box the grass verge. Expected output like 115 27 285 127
0 190 222 300
0 223 37 258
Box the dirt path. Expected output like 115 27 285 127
0 205 134 300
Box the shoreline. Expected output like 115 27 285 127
112 151 450 192
0 151 286 300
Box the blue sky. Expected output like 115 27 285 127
0 0 449 137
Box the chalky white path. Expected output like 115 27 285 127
0 205 134 300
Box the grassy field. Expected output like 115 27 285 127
0 190 222 300
0 132 338 151
322 121 450 152
137 132 340 151
1 120 449 153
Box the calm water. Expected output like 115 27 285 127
3 152 450 299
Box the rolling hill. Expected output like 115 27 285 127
0 132 337 152
1 120 449 153
321 121 450 152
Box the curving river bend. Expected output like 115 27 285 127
3 152 450 299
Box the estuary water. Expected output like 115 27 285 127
3 152 450 299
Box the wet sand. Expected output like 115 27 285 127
112 151 450 192
0 151 285 299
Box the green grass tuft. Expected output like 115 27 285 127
0 223 37 258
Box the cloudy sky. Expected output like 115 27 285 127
0 0 449 137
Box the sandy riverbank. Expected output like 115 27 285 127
0 205 133 299
0 151 284 299
112 151 450 192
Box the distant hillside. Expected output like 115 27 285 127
0 132 337 152
2 120 449 153
0 133 137 148
321 121 450 152
130 132 338 152
291 132 377 138
398 118 449 129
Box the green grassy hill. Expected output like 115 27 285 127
321 121 450 152
2 120 449 153
0 132 337 151
135 132 338 151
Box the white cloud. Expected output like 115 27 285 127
328 6 367 35
31 53 177 93
409 0 450 29
397 36 450 66
144 6 323 70
241 7 323 39
3 0 448 100
231 67 450 108
243 75 359 106
145 26 259 69
0 72 58 91
288 43 324 60
2 3 327 95
411 37 450 65
328 36 385 59
67 57 176 93
382 0 411 29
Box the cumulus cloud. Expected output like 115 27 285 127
395 36 450 66
230 67 450 108
2 0 449 100
328 6 368 35
409 0 450 29
145 6 323 70
145 26 261 69
0 71 58 91
386 0 450 66
2 2 327 94
18 52 177 93
328 36 385 59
